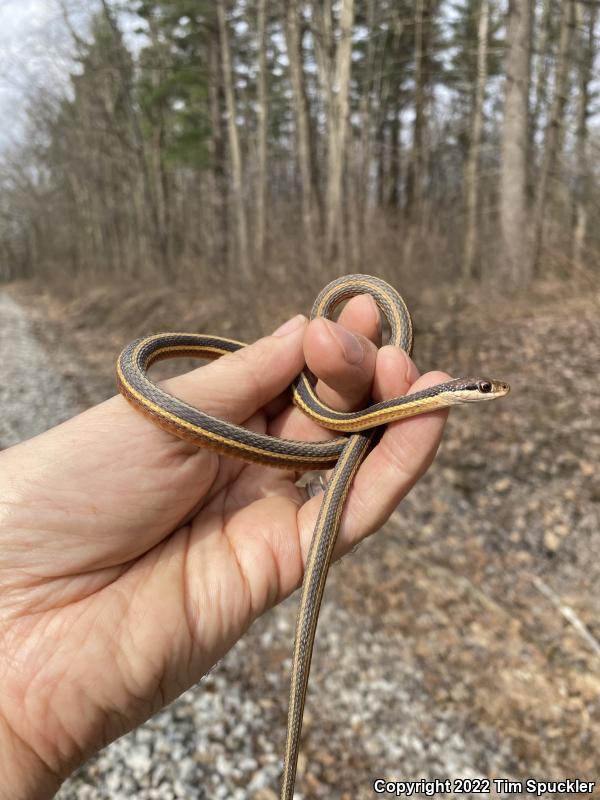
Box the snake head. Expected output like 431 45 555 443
448 378 511 403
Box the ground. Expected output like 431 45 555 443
1 277 599 799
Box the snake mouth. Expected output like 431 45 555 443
491 380 511 397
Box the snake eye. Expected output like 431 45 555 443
478 380 492 394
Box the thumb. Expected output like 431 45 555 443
160 315 308 424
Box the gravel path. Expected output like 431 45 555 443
0 294 85 447
4 285 600 799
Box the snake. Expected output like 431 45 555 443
116 274 510 799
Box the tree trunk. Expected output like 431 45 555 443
405 0 426 223
532 0 575 273
358 0 377 237
318 0 355 264
208 32 228 269
284 0 317 269
463 0 489 280
499 0 532 286
256 0 268 266
571 1 597 270
147 12 171 270
388 99 401 209
217 0 250 281
375 118 386 208
530 0 551 166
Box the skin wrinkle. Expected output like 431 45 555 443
181 527 204 657
220 485 298 616
30 600 126 768
179 523 203 683
113 580 163 706
236 509 281 617
149 425 207 467
0 712 62 797
6 610 69 698
228 494 294 617
42 684 82 771
221 518 254 625
119 647 165 734
96 585 169 747
18 649 72 775
0 612 43 673
175 448 223 513
186 495 239 662
140 568 192 708
19 494 145 562
262 521 288 608
2 566 130 617
266 499 303 607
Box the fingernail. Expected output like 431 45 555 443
324 319 364 365
273 314 306 337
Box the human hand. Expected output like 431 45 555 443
0 295 449 799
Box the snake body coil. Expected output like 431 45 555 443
117 275 509 799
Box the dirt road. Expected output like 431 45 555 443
0 293 85 448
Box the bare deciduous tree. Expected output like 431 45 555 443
284 0 318 269
500 0 532 285
571 1 598 270
256 0 268 265
463 0 489 280
217 0 250 280
532 0 575 273
313 0 355 265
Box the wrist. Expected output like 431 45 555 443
0 713 60 800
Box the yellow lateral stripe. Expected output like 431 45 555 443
144 344 233 367
117 361 326 464
148 344 232 355
292 385 426 429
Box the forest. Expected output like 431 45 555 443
0 0 598 292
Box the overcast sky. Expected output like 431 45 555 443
0 1 107 151
0 1 145 152
1 1 61 147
